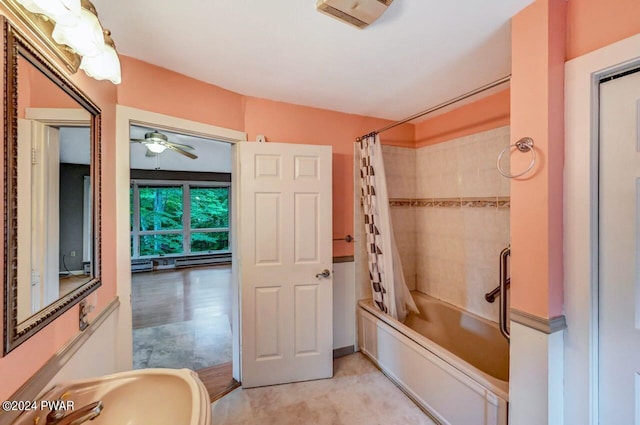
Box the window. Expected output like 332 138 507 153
130 181 230 258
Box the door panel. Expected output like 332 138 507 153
295 284 320 355
255 286 282 360
599 69 640 423
294 193 319 262
239 142 332 388
254 193 281 264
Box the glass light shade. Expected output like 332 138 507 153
52 7 104 57
17 0 81 25
79 42 121 84
146 143 167 154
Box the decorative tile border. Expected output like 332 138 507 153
434 198 462 208
389 196 510 209
389 198 412 207
497 197 510 208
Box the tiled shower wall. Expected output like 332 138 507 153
381 126 511 322
382 146 417 291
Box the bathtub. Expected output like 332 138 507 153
358 291 509 425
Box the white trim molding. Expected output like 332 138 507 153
564 32 640 425
511 309 567 334
25 107 90 126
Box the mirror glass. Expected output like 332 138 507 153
16 58 93 324
5 22 102 353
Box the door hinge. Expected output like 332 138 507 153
31 147 37 165
31 270 40 287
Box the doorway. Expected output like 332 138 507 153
17 109 94 323
115 106 247 401
128 125 236 399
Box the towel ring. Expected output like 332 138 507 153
497 137 536 178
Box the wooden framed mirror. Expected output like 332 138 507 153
2 18 102 353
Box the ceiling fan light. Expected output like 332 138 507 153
52 4 104 57
146 143 167 154
16 0 81 25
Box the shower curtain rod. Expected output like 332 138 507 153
357 75 511 140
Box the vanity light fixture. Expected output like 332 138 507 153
15 0 80 25
11 0 122 84
52 0 104 57
79 30 121 84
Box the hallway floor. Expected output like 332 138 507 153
131 265 232 371
211 353 436 425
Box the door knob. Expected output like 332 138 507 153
316 269 331 279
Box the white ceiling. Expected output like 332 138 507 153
59 126 232 173
130 125 232 173
92 0 533 121
60 127 90 164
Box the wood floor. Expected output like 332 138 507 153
197 362 240 402
132 265 232 330
131 264 236 401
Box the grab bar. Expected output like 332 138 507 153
498 246 511 341
332 234 354 243
485 278 510 303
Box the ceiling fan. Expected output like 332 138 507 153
130 131 198 159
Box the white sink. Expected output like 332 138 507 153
12 369 211 425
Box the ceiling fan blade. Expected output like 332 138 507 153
130 139 146 143
166 144 198 159
145 149 157 157
166 141 195 150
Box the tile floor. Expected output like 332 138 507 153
133 315 232 370
211 353 436 425
132 266 233 371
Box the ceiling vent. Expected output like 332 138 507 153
316 0 393 29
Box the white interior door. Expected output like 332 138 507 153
16 120 60 319
17 119 34 319
599 69 640 423
31 123 60 307
238 142 333 388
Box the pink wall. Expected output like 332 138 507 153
17 53 87 117
115 58 413 258
510 0 565 319
17 56 30 118
243 97 414 257
27 62 81 109
567 0 640 60
5 0 639 400
118 56 245 132
413 89 510 147
0 8 118 401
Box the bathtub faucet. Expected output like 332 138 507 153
45 400 103 425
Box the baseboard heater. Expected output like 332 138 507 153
174 254 231 268
131 260 154 273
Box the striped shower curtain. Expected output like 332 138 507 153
358 134 418 322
